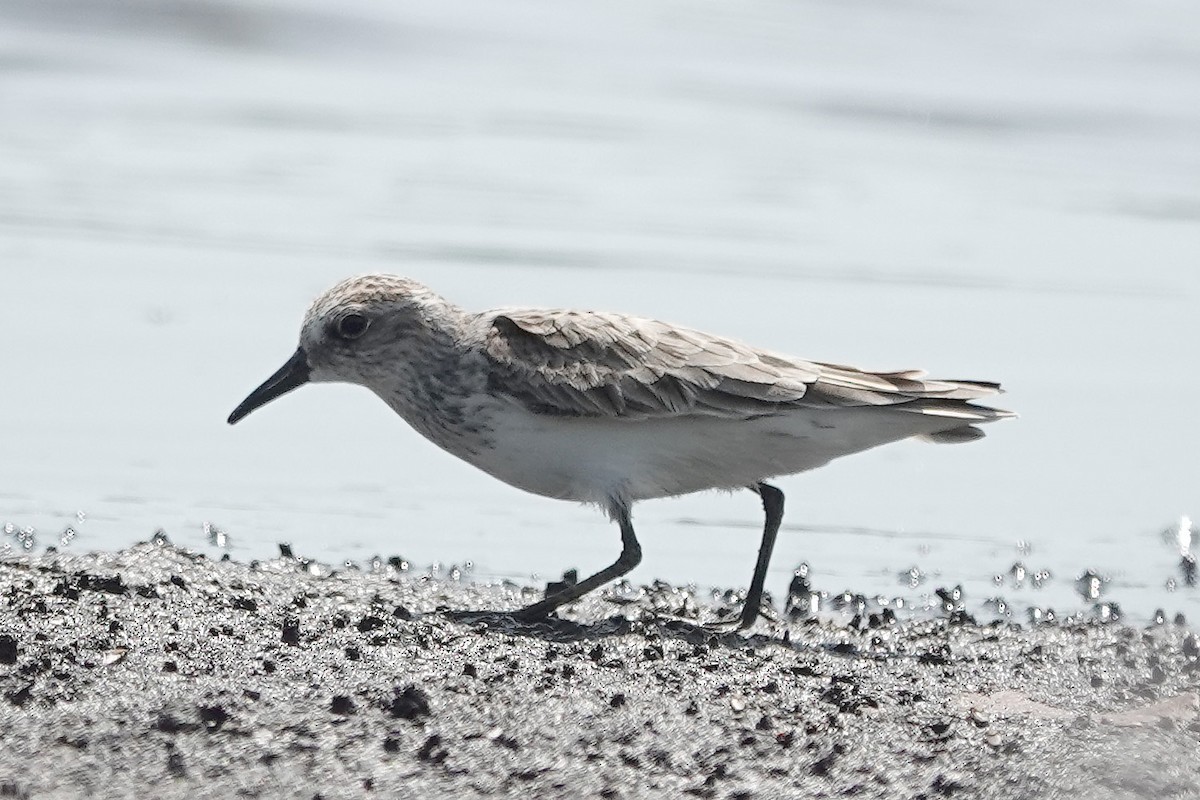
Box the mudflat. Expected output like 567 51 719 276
1 542 1197 799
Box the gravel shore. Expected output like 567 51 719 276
1 542 1198 799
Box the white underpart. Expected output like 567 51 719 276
465 396 974 508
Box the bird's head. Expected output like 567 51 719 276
227 274 446 425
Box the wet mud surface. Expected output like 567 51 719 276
1 542 1199 799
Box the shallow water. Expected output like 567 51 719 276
2 0 1197 621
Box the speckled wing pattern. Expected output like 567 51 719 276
482 309 1012 427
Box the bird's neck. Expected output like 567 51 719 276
371 320 493 458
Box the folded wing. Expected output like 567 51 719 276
482 309 1012 426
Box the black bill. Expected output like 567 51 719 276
227 347 311 425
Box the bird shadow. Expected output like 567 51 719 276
441 606 782 650
438 604 901 664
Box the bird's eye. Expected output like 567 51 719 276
335 313 370 340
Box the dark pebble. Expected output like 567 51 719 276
417 735 446 763
0 635 17 665
386 686 430 720
198 705 229 732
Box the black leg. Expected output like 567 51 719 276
735 482 785 629
514 504 642 621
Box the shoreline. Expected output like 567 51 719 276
1 542 1198 798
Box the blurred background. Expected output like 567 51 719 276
1 0 1196 621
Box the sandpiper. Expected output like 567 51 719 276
229 274 1013 628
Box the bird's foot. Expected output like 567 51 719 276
703 603 763 634
446 606 563 631
510 606 553 624
445 608 508 625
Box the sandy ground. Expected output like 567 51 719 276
1 541 1198 799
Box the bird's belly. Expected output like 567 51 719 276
463 406 922 505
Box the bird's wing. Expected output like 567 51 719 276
481 308 1010 421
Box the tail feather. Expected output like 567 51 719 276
919 425 988 444
903 398 1017 422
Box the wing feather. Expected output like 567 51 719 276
482 309 1011 422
